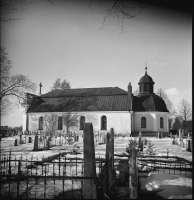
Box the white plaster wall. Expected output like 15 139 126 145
156 112 169 132
134 112 169 132
27 111 131 135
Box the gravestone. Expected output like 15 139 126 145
14 139 18 146
172 137 175 145
74 134 77 142
138 137 142 150
110 128 114 170
179 129 181 142
187 139 191 152
139 131 142 138
20 134 22 144
33 135 39 150
83 123 97 199
182 129 184 137
28 137 32 143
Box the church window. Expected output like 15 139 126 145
58 116 63 130
101 115 107 130
142 84 145 92
80 116 85 130
146 84 149 92
160 117 164 128
141 116 146 128
39 116 43 130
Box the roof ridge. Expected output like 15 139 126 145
40 87 127 97
40 94 128 98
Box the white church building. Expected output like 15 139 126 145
23 67 169 136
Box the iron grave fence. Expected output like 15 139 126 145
0 153 105 199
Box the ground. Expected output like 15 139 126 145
0 135 192 199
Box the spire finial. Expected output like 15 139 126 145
39 82 43 95
145 63 147 74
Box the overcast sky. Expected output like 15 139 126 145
1 0 192 127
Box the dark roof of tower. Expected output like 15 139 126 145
132 93 169 112
138 72 155 85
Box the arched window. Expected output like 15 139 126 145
160 117 164 128
58 116 63 130
101 115 107 130
39 116 43 130
80 116 85 130
141 116 146 128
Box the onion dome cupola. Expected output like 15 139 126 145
138 65 155 94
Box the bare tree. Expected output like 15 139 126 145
172 115 183 131
178 99 192 135
1 0 142 34
0 0 32 22
178 99 192 121
44 114 58 147
44 114 58 135
156 88 177 119
0 47 37 115
62 112 79 134
87 0 142 34
49 78 71 91
1 96 13 116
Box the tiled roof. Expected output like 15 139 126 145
132 94 169 112
27 87 130 113
40 87 127 97
27 87 169 113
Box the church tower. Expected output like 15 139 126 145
138 65 155 95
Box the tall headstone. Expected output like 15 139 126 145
129 142 138 199
28 137 32 143
20 134 22 144
138 137 142 150
110 128 114 171
103 132 113 197
139 131 142 138
33 135 39 151
179 129 181 145
83 123 97 199
182 129 184 137
187 139 191 152
14 139 18 146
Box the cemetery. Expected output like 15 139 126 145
1 1 192 199
0 125 192 199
